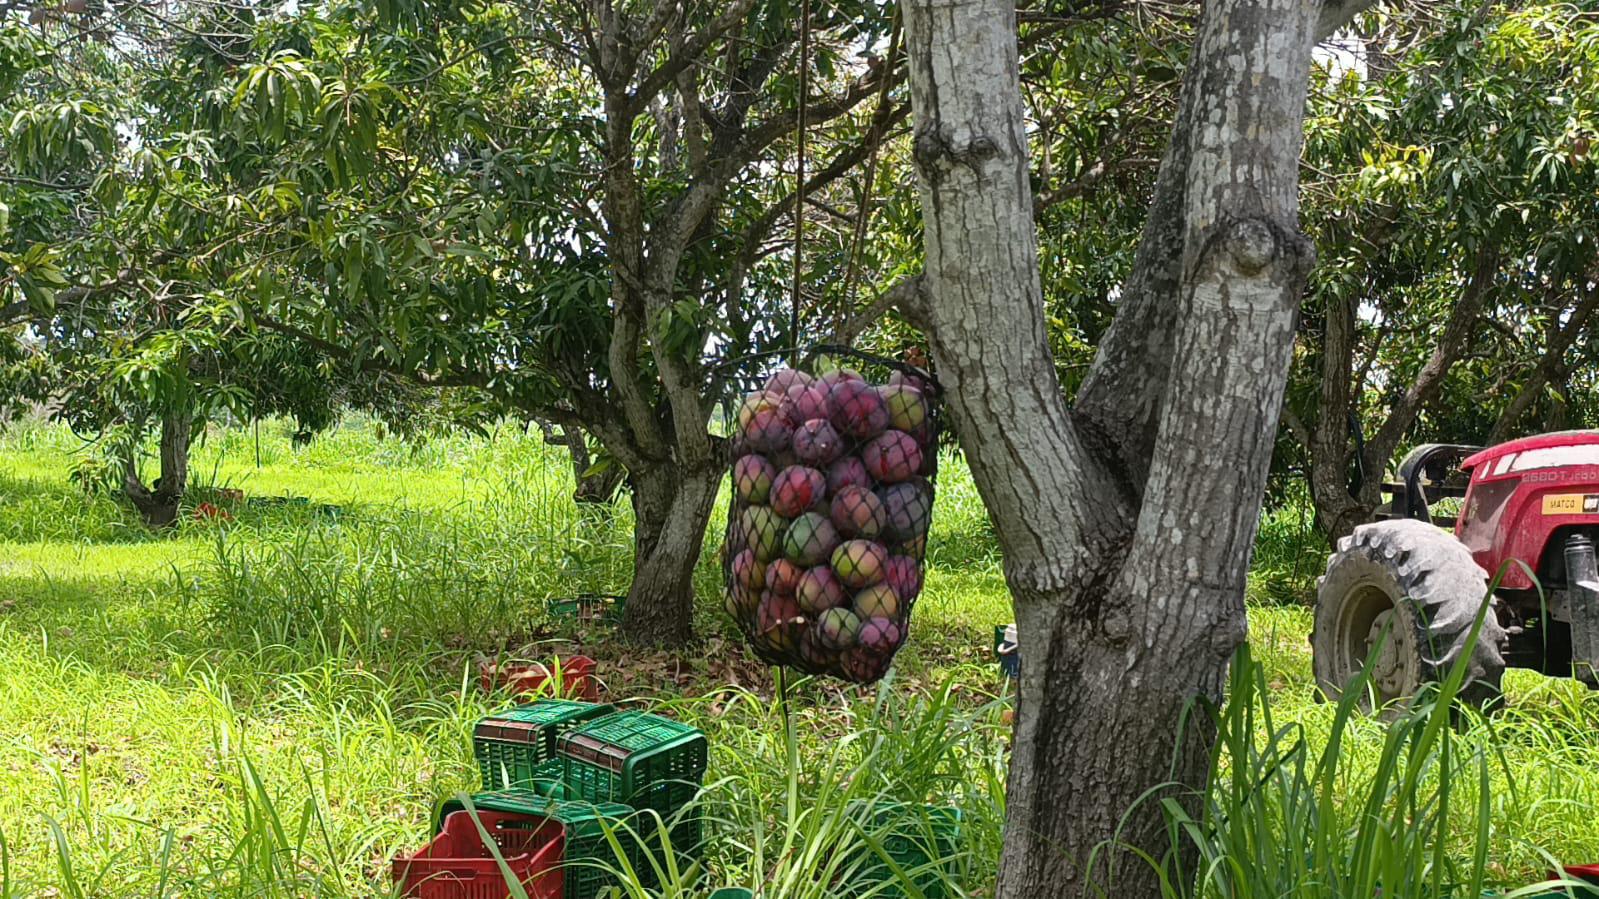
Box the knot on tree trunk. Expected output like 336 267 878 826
1226 218 1279 274
1199 216 1316 284
912 126 1001 180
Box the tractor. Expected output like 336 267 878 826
1312 430 1599 707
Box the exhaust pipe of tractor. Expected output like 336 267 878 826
1565 534 1599 684
1568 534 1599 592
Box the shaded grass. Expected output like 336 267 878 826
0 418 1596 896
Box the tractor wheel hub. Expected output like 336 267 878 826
1365 609 1406 698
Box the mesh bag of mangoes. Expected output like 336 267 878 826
722 358 937 684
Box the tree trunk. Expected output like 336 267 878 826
1310 474 1381 543
124 409 192 528
617 460 723 645
903 0 1319 894
1307 409 1383 542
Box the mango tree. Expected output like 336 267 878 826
899 0 1369 892
190 0 921 644
0 11 349 525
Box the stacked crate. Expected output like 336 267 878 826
433 792 644 899
396 698 707 899
474 698 613 794
556 710 709 862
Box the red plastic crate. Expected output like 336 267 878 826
477 656 598 702
393 809 565 899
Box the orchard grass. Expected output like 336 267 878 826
0 419 1596 896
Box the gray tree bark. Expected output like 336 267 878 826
618 461 723 645
903 0 1321 894
536 420 626 505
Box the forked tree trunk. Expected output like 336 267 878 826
124 409 193 528
903 0 1322 894
617 461 723 645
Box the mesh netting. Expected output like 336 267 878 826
719 347 939 685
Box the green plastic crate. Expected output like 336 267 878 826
839 802 963 899
474 699 614 792
547 594 623 625
435 790 642 899
557 710 708 859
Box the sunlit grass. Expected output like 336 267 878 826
1 418 1598 896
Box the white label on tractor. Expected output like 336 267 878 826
1511 445 1599 472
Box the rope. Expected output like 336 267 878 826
838 13 903 331
791 0 812 368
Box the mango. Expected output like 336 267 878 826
826 456 871 495
828 379 890 440
883 555 923 602
783 511 840 566
744 408 793 454
879 481 932 542
765 558 803 596
792 419 843 466
795 565 848 614
830 485 886 539
853 583 900 619
731 548 766 591
831 539 887 589
764 368 813 395
841 646 890 682
817 368 865 390
770 465 826 517
858 616 905 654
798 627 838 669
779 384 831 427
878 384 927 433
740 505 787 562
816 607 862 650
736 391 781 430
862 430 922 484
757 591 805 651
733 454 776 505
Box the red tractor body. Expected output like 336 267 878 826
1457 431 1599 590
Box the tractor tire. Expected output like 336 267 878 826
1311 519 1507 710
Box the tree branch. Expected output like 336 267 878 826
1316 0 1379 41
1489 274 1599 442
250 310 490 390
1282 404 1313 449
629 0 757 111
1069 58 1201 491
832 274 925 345
1033 155 1160 215
1362 247 1499 472
0 300 28 327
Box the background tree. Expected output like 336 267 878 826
211 0 919 644
0 9 367 525
1282 0 1599 538
5 0 1170 638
